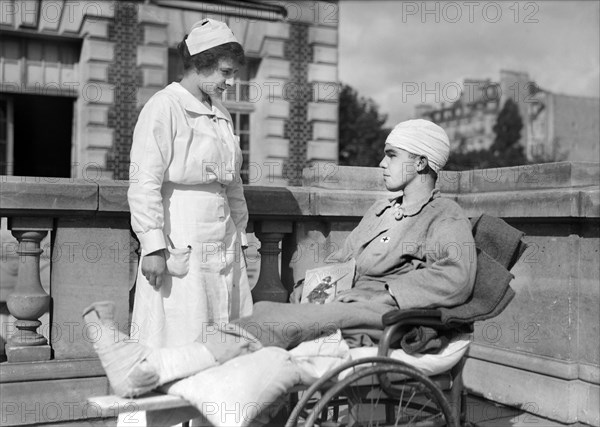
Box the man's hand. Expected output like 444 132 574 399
141 250 166 289
334 288 397 306
289 279 304 304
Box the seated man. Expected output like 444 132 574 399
84 119 476 400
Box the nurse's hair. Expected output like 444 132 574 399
177 35 246 72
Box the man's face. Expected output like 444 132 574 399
379 145 419 192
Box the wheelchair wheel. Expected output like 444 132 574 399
287 358 457 427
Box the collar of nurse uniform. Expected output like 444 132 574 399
168 82 233 123
376 188 440 218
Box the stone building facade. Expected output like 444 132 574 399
416 70 600 163
415 78 501 153
528 91 600 163
0 0 340 185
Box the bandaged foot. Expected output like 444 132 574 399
83 301 219 397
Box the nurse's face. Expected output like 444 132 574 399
379 145 419 192
197 57 240 98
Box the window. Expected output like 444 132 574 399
168 48 185 83
0 34 79 64
231 112 250 184
0 34 80 92
0 93 73 178
0 96 13 175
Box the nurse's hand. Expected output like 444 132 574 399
142 250 166 289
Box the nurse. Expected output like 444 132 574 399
128 19 253 349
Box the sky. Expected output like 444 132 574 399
338 1 600 126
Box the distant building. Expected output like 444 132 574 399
528 90 600 163
0 0 340 185
416 70 599 163
416 78 501 153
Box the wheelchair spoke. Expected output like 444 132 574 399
407 398 433 424
401 389 417 417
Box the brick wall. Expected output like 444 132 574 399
106 2 143 180
283 23 313 186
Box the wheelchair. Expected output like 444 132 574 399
283 214 525 427
284 312 469 427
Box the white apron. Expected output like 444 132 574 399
131 182 253 348
128 83 253 349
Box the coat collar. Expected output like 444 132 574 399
167 82 232 123
376 188 440 219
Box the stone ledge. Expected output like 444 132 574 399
0 376 109 426
1 164 598 219
310 189 389 217
1 180 599 220
0 358 104 383
464 357 599 425
439 162 600 194
98 181 129 213
468 342 599 383
451 188 600 218
245 186 311 217
0 178 98 214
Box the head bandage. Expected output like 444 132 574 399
385 119 450 173
185 19 239 55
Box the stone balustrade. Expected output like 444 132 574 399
0 161 598 426
5 218 52 363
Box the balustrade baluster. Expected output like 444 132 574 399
252 221 292 303
5 217 52 362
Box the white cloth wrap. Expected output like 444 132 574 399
185 18 239 55
165 347 301 427
141 331 470 426
386 119 451 173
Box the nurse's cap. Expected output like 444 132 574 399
185 18 239 55
385 119 450 173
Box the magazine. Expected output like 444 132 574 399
300 259 356 304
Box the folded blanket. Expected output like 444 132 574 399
470 214 526 270
162 348 302 427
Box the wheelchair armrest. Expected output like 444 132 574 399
382 309 443 327
378 309 443 357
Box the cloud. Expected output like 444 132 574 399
339 1 600 125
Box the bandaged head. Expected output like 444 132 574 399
185 19 239 55
385 119 450 173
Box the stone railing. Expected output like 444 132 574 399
0 162 598 426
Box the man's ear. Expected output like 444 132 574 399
416 156 429 172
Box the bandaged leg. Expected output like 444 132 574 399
83 301 221 397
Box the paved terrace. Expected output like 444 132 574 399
0 162 598 426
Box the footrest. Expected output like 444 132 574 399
87 392 194 417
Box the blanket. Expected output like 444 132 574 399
385 214 526 354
